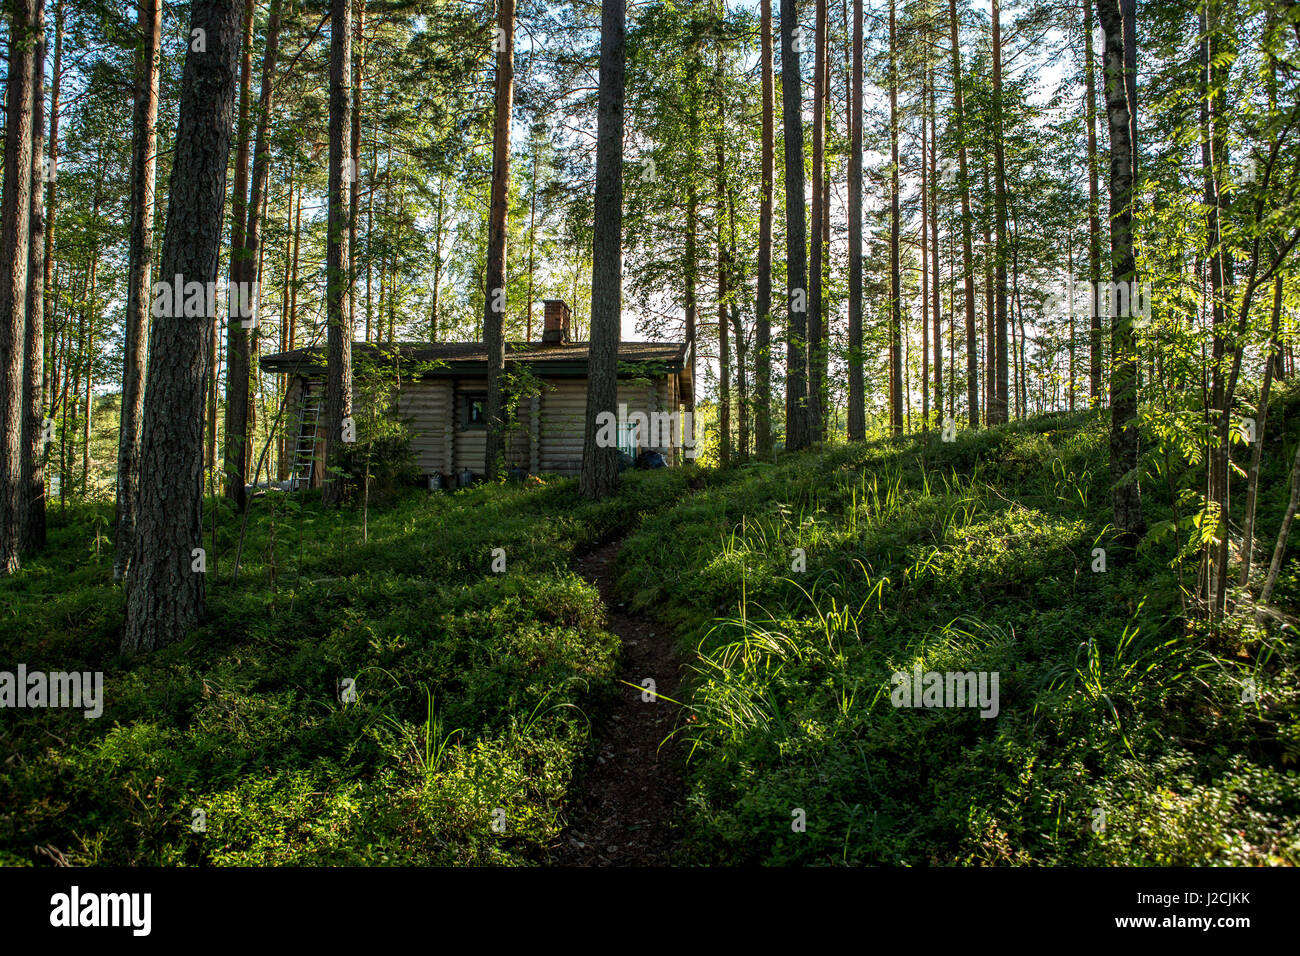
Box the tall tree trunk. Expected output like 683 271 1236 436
123 0 242 652
81 259 95 493
289 173 301 350
322 0 354 507
728 191 749 461
579 0 624 499
350 0 364 336
239 0 281 490
685 186 698 421
982 172 995 424
716 227 731 466
990 0 1010 425
20 0 46 556
929 70 942 426
888 0 902 436
239 0 282 458
277 159 293 481
1084 0 1103 405
526 134 538 341
222 0 255 508
431 176 444 339
808 0 826 443
714 23 731 466
715 157 731 465
756 0 776 453
1241 275 1282 587
483 0 514 481
114 0 162 581
1202 2 1235 612
42 0 62 421
781 0 808 450
846 0 864 441
1067 232 1075 411
948 0 977 427
1122 0 1137 185
921 72 930 432
0 0 38 572
1097 0 1143 538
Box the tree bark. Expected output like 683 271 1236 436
888 0 902 436
757 0 776 454
781 0 808 450
349 0 364 335
114 0 162 581
1097 0 1143 539
1084 0 1103 405
0 0 38 573
483 0 515 481
808 0 826 443
20 0 46 556
715 136 731 465
1241 275 1282 587
239 0 282 488
323 0 354 507
728 191 749 461
222 0 255 508
846 0 864 441
123 0 242 652
929 69 942 427
579 0 624 499
947 0 977 428
990 0 1010 425
921 67 930 431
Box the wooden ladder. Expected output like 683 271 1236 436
290 386 322 490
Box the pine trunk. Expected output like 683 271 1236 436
756 0 775 454
888 0 902 436
1098 0 1143 539
483 0 514 481
579 0 624 499
781 0 808 450
114 0 162 581
122 0 242 652
21 0 47 556
323 0 354 508
0 0 38 573
1084 0 1103 405
847 0 864 441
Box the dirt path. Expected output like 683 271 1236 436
549 537 687 866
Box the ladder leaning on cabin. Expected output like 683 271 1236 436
289 383 323 490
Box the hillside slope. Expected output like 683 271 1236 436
619 408 1300 865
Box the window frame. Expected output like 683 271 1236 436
463 392 488 430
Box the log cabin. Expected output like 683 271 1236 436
258 300 695 488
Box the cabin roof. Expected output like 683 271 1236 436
259 340 691 378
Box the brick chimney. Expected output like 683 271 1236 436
542 299 571 344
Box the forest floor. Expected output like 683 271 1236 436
549 535 687 865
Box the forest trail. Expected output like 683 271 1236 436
549 536 687 866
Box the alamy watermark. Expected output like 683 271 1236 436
890 665 1000 718
1044 277 1152 327
594 404 701 459
50 886 151 936
151 274 261 327
1 665 103 718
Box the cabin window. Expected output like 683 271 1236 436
464 393 487 429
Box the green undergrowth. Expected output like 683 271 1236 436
0 469 694 865
619 403 1300 865
7 397 1300 868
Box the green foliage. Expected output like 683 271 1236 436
619 411 1300 865
0 471 690 865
